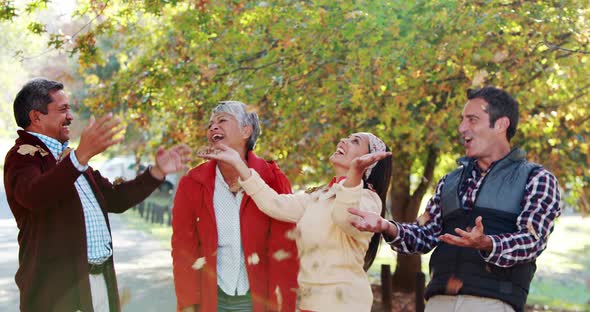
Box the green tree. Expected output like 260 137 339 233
4 0 589 292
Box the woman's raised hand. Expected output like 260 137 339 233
343 151 392 187
351 151 392 173
196 143 240 166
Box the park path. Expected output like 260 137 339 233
0 194 177 312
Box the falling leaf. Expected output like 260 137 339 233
275 286 283 311
192 257 206 270
285 228 301 241
273 249 291 261
417 211 430 226
492 50 509 63
119 287 132 307
335 287 344 302
472 69 489 86
57 147 71 162
311 261 319 271
445 275 463 295
527 219 539 240
247 253 260 265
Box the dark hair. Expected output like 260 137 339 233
362 145 392 271
13 78 64 129
466 86 519 141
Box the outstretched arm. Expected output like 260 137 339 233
198 143 307 222
349 176 447 255
440 168 561 267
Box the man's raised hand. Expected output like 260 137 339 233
76 114 124 165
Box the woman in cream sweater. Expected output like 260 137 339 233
199 132 392 312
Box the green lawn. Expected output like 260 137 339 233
122 193 590 311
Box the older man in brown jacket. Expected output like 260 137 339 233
4 78 191 312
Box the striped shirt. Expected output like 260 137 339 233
28 132 112 264
387 160 561 268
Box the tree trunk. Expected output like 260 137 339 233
388 146 439 292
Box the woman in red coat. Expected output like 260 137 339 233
171 101 299 312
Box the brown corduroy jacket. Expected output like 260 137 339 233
4 130 162 312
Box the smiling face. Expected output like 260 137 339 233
207 112 251 151
459 98 510 168
329 133 371 172
30 90 73 143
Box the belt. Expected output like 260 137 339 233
88 260 108 275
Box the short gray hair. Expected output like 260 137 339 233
211 101 261 151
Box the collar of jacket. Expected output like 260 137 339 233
16 130 59 162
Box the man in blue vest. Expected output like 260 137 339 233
349 86 561 312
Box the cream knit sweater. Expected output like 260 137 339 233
239 170 381 312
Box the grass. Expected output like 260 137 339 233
121 193 590 311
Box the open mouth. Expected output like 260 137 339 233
334 147 345 155
211 134 224 142
463 136 473 145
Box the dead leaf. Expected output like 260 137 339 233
57 147 71 162
445 275 463 295
113 177 126 186
119 287 132 307
285 228 301 241
272 249 291 261
527 219 539 240
417 211 430 226
192 257 206 270
247 253 260 265
17 144 47 157
275 286 282 311
335 287 344 302
472 69 489 86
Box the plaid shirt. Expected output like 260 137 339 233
387 159 561 268
28 132 112 264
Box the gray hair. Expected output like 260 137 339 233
211 101 261 151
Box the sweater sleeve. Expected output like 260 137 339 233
239 169 308 223
331 179 382 238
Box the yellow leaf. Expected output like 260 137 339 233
527 219 539 240
192 257 206 270
247 253 260 265
445 275 463 295
272 249 291 261
417 211 430 226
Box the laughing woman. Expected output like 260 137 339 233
199 132 392 312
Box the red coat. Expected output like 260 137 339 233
3 130 163 312
171 152 299 312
